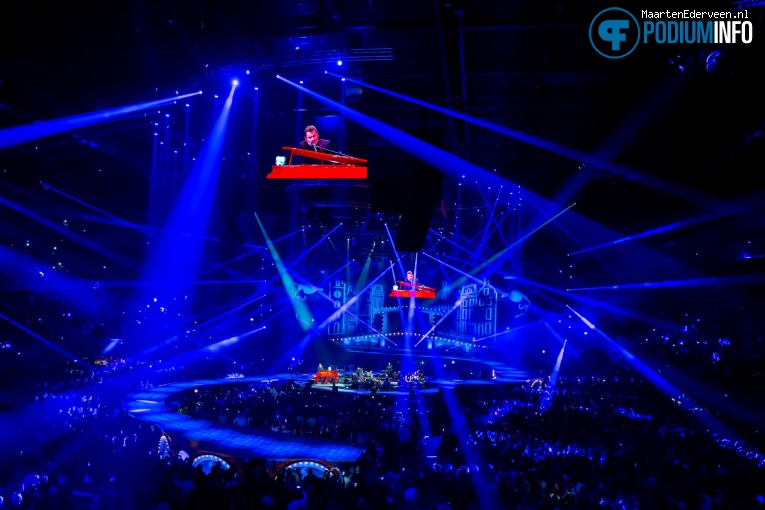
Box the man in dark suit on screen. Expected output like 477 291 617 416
299 125 331 152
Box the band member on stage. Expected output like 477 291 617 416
385 362 394 378
318 363 324 372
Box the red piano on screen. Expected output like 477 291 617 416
266 146 367 179
315 370 340 384
389 281 436 299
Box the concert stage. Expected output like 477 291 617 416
123 361 530 464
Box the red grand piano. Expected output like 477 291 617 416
315 370 340 384
267 146 367 179
389 281 436 299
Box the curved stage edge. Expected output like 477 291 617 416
123 376 365 463
123 365 532 464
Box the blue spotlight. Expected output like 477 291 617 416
337 60 343 66
232 79 239 86
245 70 250 75
568 273 765 291
566 305 596 329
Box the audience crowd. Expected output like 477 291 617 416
3 346 765 509
2 232 765 509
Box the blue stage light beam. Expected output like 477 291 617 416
414 298 463 347
355 253 373 292
0 195 138 270
137 294 268 358
424 203 574 294
315 261 398 332
254 212 314 331
326 73 712 206
478 202 576 277
284 264 398 347
268 261 399 373
93 279 267 289
203 326 267 353
434 201 575 285
32 210 219 242
0 246 99 310
39 181 158 237
567 305 759 455
538 324 567 414
221 222 342 309
0 91 202 150
196 227 303 280
0 312 81 362
565 305 596 329
384 223 408 279
428 228 493 264
485 196 513 248
262 258 388 366
569 188 765 256
475 184 503 258
320 261 354 285
429 230 681 333
545 319 582 359
568 273 765 291
144 84 235 293
435 384 498 509
511 273 678 329
27 184 218 241
311 290 397 347
285 223 343 269
543 323 567 389
473 320 543 342
521 192 587 252
448 203 516 271
422 252 485 288
408 252 421 320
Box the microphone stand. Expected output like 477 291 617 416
311 142 351 164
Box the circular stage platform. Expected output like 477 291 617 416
123 362 531 464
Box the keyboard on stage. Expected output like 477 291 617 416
314 370 340 384
267 147 368 179
388 281 436 299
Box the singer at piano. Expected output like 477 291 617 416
300 125 331 152
403 270 418 288
390 271 436 298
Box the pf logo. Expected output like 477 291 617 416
589 7 640 58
